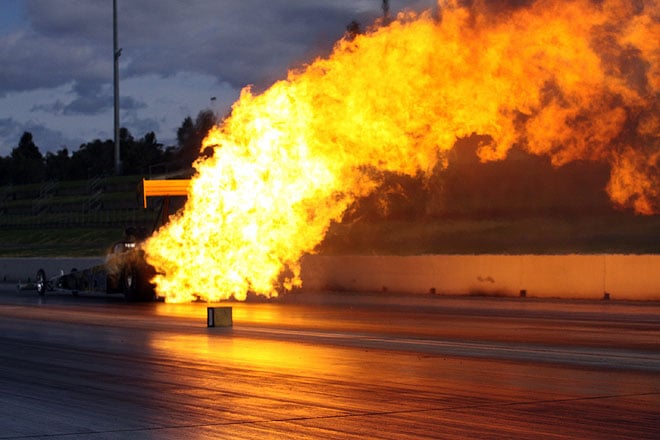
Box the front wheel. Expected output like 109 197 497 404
36 269 47 296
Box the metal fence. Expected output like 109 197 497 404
0 178 158 229
0 209 157 229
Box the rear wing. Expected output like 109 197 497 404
142 179 191 208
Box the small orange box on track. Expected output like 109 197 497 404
207 307 233 327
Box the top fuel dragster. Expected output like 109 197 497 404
33 179 190 301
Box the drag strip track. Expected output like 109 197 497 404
235 326 660 372
0 285 658 439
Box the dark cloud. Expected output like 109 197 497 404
120 96 147 111
2 0 438 95
25 0 110 41
0 0 114 96
0 0 438 155
63 94 110 115
30 100 67 115
0 30 109 96
28 81 145 117
122 113 161 140
118 0 380 89
63 81 112 115
0 117 81 156
1 0 384 96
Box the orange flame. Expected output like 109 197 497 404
145 0 659 302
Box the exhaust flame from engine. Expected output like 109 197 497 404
145 0 659 302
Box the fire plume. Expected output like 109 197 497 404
145 0 659 302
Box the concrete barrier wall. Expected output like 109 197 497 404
2 254 658 300
300 254 660 300
0 258 104 283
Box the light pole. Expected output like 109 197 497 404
382 0 390 24
113 0 121 175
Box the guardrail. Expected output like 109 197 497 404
0 209 156 229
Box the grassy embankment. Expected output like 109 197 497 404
0 175 159 257
1 170 659 257
321 215 660 255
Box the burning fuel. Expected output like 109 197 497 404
145 0 659 302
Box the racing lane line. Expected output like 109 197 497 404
232 325 660 372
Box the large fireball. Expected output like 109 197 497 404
145 0 659 302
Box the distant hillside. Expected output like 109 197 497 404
1 149 659 258
0 175 161 256
319 139 660 255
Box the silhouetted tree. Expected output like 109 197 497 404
118 127 136 174
176 116 194 149
69 139 114 179
45 148 72 181
0 155 11 185
121 131 164 175
175 110 217 168
119 127 134 146
10 132 46 184
0 110 221 184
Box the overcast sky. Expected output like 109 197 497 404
0 0 438 157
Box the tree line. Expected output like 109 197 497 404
0 107 618 219
0 110 216 185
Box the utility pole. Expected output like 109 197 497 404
113 0 122 175
382 0 390 24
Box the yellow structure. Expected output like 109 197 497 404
141 179 190 208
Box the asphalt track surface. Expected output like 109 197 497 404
0 284 658 439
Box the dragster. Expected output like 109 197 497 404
33 179 190 301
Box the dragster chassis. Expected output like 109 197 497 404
34 242 157 302
29 178 192 302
